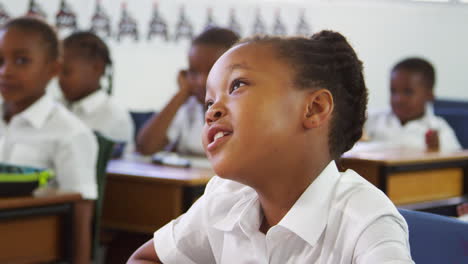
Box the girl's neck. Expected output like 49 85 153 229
73 86 101 103
255 158 332 234
3 93 45 123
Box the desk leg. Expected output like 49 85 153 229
379 165 389 194
64 203 74 264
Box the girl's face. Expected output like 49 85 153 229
187 44 228 104
59 48 102 102
0 28 57 106
390 69 433 125
202 43 308 186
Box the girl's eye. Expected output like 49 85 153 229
403 88 413 96
15 57 29 65
230 79 246 94
205 101 213 111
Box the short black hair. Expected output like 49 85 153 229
392 57 435 90
2 17 60 61
63 31 112 66
192 27 240 49
63 31 113 94
238 31 368 159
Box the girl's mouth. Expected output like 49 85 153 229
206 126 233 152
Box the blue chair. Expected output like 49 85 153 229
433 98 468 149
399 209 468 264
129 111 156 141
434 99 468 110
434 109 468 149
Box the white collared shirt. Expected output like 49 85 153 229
153 161 414 263
0 95 98 199
64 90 134 145
166 96 205 155
364 109 461 152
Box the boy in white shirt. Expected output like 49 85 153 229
0 17 97 264
59 31 134 150
364 57 461 152
128 31 414 263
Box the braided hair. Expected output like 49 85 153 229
192 27 240 49
238 31 368 159
392 57 435 91
63 31 113 94
2 17 60 61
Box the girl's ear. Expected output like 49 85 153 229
93 59 106 77
47 59 61 79
427 90 435 102
302 88 334 129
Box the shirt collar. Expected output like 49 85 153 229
212 161 341 247
213 186 260 233
14 94 55 129
70 89 107 115
278 160 341 247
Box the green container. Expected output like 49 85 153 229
0 163 54 197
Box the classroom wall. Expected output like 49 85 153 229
2 0 468 111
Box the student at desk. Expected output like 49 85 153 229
0 18 97 264
129 31 413 263
59 31 134 151
136 27 240 156
364 57 461 152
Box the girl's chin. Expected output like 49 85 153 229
211 162 237 179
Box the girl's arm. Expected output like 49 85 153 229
136 70 192 155
127 239 163 264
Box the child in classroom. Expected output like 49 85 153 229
136 27 239 156
128 31 414 263
0 17 97 264
364 57 461 152
59 31 134 150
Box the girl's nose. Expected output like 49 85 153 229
0 62 12 77
205 103 226 125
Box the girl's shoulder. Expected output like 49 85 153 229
48 103 95 140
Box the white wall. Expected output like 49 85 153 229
3 0 468 111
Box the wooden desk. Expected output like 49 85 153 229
0 193 82 264
340 149 468 205
102 159 214 234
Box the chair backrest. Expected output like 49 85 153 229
93 132 116 260
434 98 468 111
433 98 468 149
129 111 156 141
399 209 468 264
434 109 468 149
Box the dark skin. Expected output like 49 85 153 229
59 48 106 102
390 69 438 150
136 43 228 155
390 69 433 125
0 28 59 122
128 43 335 264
